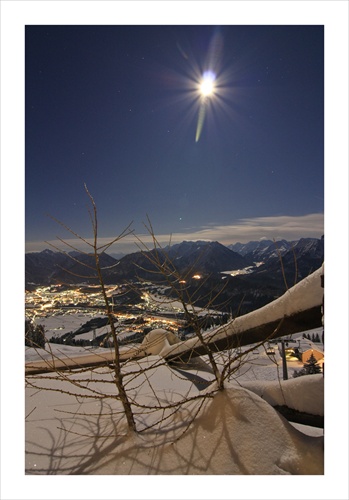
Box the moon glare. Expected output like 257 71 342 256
199 71 216 96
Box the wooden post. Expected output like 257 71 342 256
281 339 288 380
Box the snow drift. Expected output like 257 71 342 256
25 355 324 475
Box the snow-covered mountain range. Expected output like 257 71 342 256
26 237 324 286
229 236 324 267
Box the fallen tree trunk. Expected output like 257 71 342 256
165 306 322 363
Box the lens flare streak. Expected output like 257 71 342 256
195 97 208 143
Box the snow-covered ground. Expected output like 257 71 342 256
143 289 224 316
25 341 114 363
32 311 102 336
25 327 326 475
24 270 328 481
25 356 324 475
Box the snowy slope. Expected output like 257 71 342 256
25 355 324 476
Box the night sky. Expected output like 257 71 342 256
25 25 324 254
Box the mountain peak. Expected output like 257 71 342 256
41 248 55 255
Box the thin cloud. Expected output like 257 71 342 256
150 213 324 247
26 213 324 254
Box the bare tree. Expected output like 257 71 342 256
44 184 137 431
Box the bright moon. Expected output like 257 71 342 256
199 71 216 97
